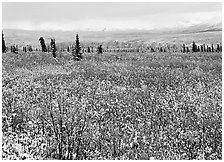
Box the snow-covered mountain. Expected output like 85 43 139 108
3 16 221 47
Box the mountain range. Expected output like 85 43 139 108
3 19 222 47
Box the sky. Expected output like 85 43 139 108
2 2 222 31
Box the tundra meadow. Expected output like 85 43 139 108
2 50 222 160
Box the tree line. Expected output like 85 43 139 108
2 31 222 58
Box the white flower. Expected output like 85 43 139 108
150 157 155 160
28 121 33 125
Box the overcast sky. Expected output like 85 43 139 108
2 2 222 31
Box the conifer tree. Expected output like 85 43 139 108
217 44 220 52
72 33 82 61
50 38 57 58
87 46 91 53
211 44 214 52
182 44 186 53
2 31 6 53
97 45 103 54
12 45 18 54
39 37 47 52
186 47 190 53
197 46 200 52
28 46 33 52
192 41 197 52
201 45 203 52
75 34 81 56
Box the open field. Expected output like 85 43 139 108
2 51 222 160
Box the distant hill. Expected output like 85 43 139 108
3 20 222 48
181 22 222 33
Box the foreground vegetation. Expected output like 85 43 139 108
2 51 222 160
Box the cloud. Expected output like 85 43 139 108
3 9 221 31
3 19 155 31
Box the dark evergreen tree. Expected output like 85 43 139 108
97 45 103 54
151 47 155 53
186 47 190 53
208 47 211 52
159 47 163 52
23 47 27 52
39 37 47 52
67 46 70 52
192 41 197 52
28 46 33 52
200 45 203 52
197 46 200 52
2 32 7 53
211 44 214 52
12 45 18 54
72 34 82 61
87 46 91 53
75 34 81 55
182 44 186 53
50 38 57 58
217 44 220 52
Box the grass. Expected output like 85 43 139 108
2 51 222 160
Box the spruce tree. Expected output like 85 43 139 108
197 46 200 52
12 45 18 54
39 37 47 52
159 47 163 52
75 34 81 56
72 33 82 61
200 45 203 52
50 38 57 58
87 46 91 53
192 41 197 52
208 47 211 52
187 47 190 53
97 45 103 54
28 46 33 52
2 32 6 53
203 44 206 52
182 44 186 53
217 44 220 52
